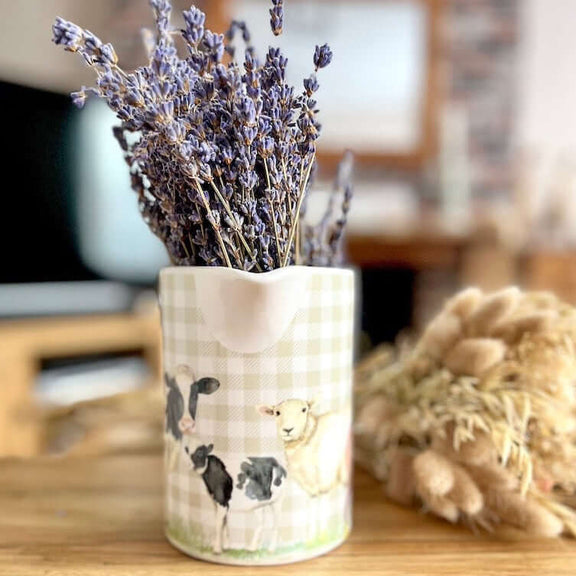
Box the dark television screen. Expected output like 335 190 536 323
0 79 169 291
0 80 97 284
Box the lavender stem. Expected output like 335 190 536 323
206 178 261 270
194 181 233 268
282 155 315 267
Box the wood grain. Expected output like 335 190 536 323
0 455 574 575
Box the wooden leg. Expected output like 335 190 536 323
0 346 40 457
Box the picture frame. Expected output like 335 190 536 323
211 0 442 171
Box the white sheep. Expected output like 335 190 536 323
258 398 351 539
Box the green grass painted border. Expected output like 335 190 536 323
166 517 351 561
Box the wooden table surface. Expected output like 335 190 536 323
1 454 575 575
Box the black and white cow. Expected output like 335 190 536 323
164 365 220 470
186 444 287 554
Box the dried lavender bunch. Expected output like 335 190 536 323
301 151 354 267
52 0 350 271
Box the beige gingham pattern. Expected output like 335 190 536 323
159 267 355 561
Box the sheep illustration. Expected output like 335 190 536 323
258 398 351 540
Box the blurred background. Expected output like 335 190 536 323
1 0 575 459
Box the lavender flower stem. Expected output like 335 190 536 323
229 245 244 269
280 158 290 225
207 178 260 269
282 155 315 267
188 233 197 261
193 181 233 268
181 239 191 260
295 221 301 265
228 241 244 269
270 199 282 267
263 159 282 266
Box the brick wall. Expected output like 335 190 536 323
444 0 519 198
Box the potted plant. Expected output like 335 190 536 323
53 0 356 565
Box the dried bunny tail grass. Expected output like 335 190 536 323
425 496 460 523
354 441 390 482
355 444 391 481
512 333 576 394
420 380 537 489
354 284 576 538
521 291 560 311
530 490 576 537
491 312 555 344
418 312 462 360
413 450 456 498
414 450 483 518
385 448 417 506
479 405 534 490
517 448 534 496
465 286 521 337
355 395 391 437
447 464 484 516
531 439 576 491
382 360 537 490
483 489 563 538
355 343 396 385
466 463 519 493
468 508 499 533
444 287 484 320
406 355 435 379
444 338 506 377
432 427 498 467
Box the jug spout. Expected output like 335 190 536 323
194 267 309 354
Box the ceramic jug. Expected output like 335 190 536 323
159 266 356 565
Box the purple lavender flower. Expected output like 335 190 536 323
270 0 284 36
51 0 351 271
303 75 319 96
150 0 172 37
301 151 354 267
313 44 333 70
202 31 225 63
53 17 118 68
226 20 252 48
52 17 83 51
70 89 87 109
182 6 205 46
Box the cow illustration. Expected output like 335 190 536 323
186 444 287 554
164 365 220 471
